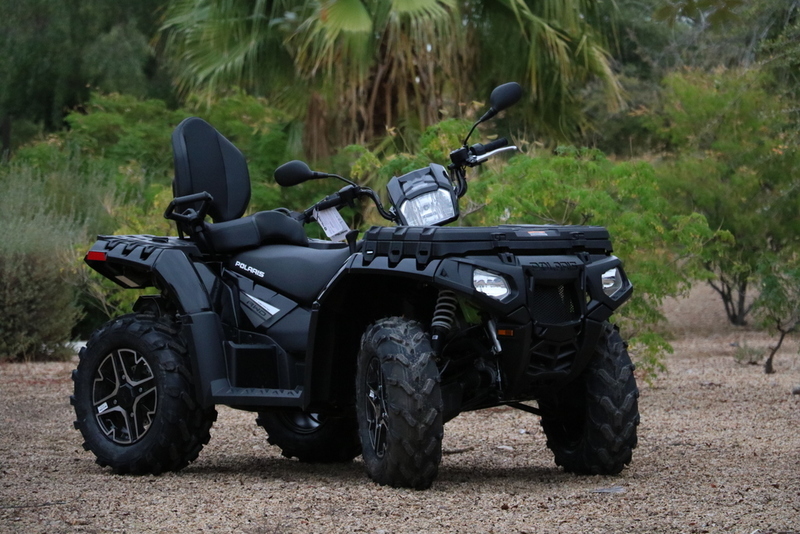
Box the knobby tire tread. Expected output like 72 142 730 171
540 322 639 475
357 317 443 490
71 314 217 475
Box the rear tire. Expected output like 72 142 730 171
356 318 443 489
71 314 217 475
256 409 361 463
539 322 639 475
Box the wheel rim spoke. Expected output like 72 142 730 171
92 348 157 445
365 358 388 458
131 385 158 440
92 353 121 406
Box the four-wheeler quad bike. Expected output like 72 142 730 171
71 82 639 490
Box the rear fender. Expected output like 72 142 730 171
85 236 227 407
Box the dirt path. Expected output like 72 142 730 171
1 335 799 533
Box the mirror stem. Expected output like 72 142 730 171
462 118 485 147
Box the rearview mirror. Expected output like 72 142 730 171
489 82 523 113
475 82 522 125
274 160 317 187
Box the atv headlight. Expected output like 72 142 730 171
473 269 510 300
399 189 457 226
387 164 459 226
601 267 624 298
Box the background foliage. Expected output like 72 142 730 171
1 0 798 369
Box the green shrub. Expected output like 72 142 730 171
0 251 82 361
0 166 88 360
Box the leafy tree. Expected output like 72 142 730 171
161 0 623 156
752 252 800 373
760 5 800 125
471 0 624 138
649 0 796 68
653 0 745 29
0 0 169 157
82 22 154 97
162 0 459 158
648 68 800 325
585 0 800 155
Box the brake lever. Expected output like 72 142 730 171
471 145 518 165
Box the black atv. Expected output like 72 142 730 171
71 83 638 489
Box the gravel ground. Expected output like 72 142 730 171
2 282 800 534
1 332 798 534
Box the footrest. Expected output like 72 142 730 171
210 379 304 407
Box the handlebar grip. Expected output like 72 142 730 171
315 193 342 211
483 137 508 153
469 137 508 156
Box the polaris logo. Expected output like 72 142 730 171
529 261 578 271
235 260 265 278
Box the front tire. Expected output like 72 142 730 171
356 318 443 489
256 409 361 463
539 322 639 475
71 314 217 475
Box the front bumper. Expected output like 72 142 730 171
433 253 632 396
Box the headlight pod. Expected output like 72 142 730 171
473 269 510 300
387 164 459 226
601 267 624 298
399 189 456 227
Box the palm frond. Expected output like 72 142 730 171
161 0 297 95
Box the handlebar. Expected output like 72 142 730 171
470 137 508 156
301 185 398 225
473 144 517 164
449 137 515 171
287 134 516 227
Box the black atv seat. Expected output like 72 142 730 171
172 117 308 253
232 245 352 304
202 211 307 253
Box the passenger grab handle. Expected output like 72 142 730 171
164 191 214 223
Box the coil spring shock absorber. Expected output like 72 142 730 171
431 289 458 354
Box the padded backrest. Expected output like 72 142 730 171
172 117 251 223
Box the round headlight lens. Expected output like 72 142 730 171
473 269 510 300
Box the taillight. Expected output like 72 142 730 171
86 251 107 262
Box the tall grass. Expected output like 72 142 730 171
0 158 117 361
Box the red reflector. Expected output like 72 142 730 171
497 329 514 337
86 251 107 262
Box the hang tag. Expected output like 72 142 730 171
313 208 350 241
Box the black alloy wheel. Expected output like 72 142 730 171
355 317 443 490
72 314 217 475
91 347 158 445
364 355 389 459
